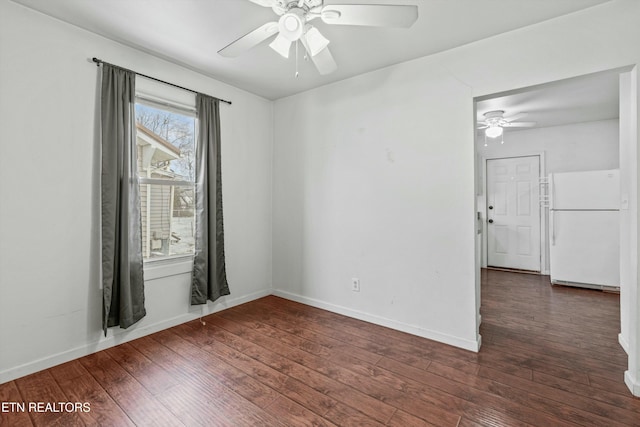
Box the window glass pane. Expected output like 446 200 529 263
135 103 196 182
140 183 195 260
135 102 196 261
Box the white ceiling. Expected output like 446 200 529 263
12 0 610 100
476 69 620 136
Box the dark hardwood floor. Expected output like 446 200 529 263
1 269 638 426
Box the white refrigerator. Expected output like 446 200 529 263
549 169 620 290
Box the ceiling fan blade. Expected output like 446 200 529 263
218 21 279 57
321 4 418 28
505 121 536 128
300 35 335 74
312 47 337 74
504 113 527 122
477 125 488 130
246 0 277 7
302 38 337 75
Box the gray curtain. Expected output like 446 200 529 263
191 94 230 304
100 64 146 335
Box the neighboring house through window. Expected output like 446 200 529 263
135 102 196 261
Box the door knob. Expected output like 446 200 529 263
488 219 494 223
489 205 494 210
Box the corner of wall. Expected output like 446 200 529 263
624 370 640 397
269 98 276 293
619 332 630 354
272 289 481 353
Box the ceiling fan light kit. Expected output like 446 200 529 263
478 110 537 142
269 34 292 58
219 0 419 76
279 8 305 40
485 125 503 138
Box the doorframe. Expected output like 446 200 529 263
473 66 639 397
480 152 547 274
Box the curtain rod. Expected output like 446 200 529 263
92 57 232 105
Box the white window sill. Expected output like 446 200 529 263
144 256 193 281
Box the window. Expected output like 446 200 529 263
135 101 196 262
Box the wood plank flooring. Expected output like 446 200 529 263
1 269 638 426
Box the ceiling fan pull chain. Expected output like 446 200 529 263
295 40 300 78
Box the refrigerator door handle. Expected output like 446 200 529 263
549 173 554 211
551 210 556 245
549 173 555 245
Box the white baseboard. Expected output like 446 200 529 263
618 333 629 354
624 370 640 397
1 287 487 383
272 290 481 352
0 289 271 384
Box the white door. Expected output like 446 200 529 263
487 156 541 271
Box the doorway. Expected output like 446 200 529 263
486 156 541 272
474 66 638 396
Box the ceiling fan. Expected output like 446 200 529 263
477 110 536 138
218 0 419 75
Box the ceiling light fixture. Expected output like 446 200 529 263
278 9 305 41
271 8 328 60
269 34 292 58
284 14 301 33
485 125 503 138
220 2 419 76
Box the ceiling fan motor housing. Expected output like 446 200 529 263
273 0 322 15
483 110 507 127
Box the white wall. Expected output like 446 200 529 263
478 120 619 175
477 119 620 273
619 71 637 361
621 67 640 396
272 0 640 396
273 66 478 350
0 0 273 383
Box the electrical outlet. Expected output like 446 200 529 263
351 278 360 292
